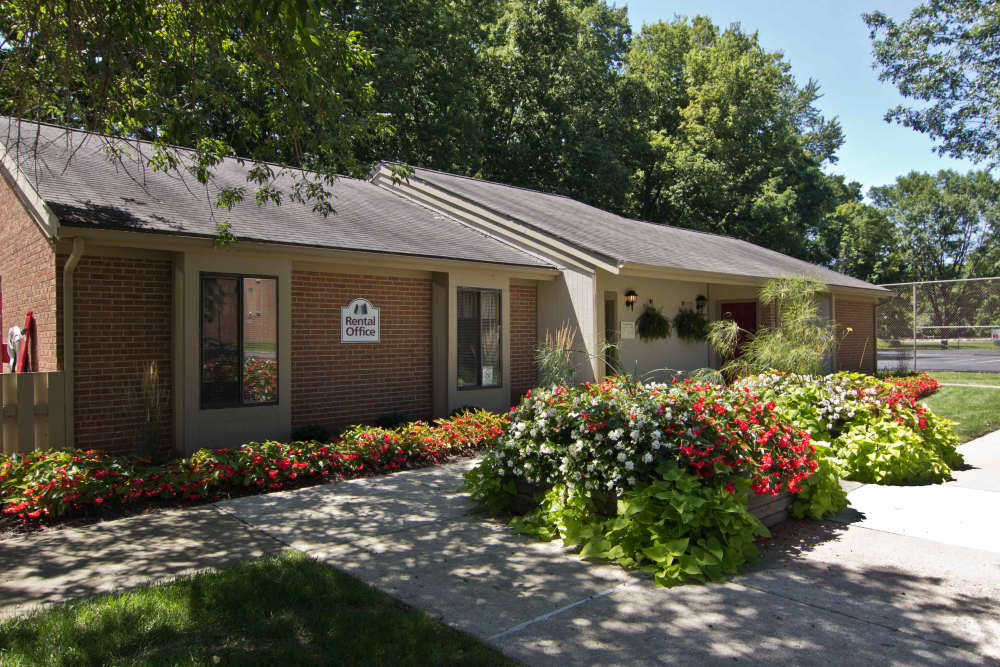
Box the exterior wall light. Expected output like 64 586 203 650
695 294 707 314
625 289 638 310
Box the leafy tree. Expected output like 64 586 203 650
823 201 907 283
338 0 494 173
624 18 849 261
869 169 1000 325
0 0 388 235
865 1 1000 167
870 170 999 282
475 0 634 212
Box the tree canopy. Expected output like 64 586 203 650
350 7 856 263
865 0 1000 168
3 0 993 282
623 18 847 260
869 169 1000 282
869 169 1000 329
0 0 387 231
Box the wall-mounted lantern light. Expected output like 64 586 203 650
695 294 707 314
625 289 638 311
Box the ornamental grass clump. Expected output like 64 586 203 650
1 410 507 525
464 377 818 585
733 372 961 489
535 322 578 388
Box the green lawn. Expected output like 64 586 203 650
924 384 1000 443
0 551 513 667
927 371 1000 387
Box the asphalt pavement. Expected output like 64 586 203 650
879 347 1000 372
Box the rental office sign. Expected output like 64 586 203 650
341 298 380 342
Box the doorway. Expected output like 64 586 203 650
719 301 757 359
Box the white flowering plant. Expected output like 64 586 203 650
465 376 817 510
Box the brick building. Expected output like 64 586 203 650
0 120 886 455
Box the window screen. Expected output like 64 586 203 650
457 288 501 389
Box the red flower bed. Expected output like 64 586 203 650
1 411 506 525
891 372 940 401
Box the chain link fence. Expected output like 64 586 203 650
877 277 1000 373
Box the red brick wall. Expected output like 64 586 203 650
67 254 174 455
291 271 432 430
836 299 876 373
510 285 537 404
0 176 57 372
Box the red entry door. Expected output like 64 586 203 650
720 302 757 357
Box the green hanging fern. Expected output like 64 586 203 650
635 304 671 342
674 308 709 342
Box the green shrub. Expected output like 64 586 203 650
708 276 838 376
464 377 818 586
919 411 963 469
2 411 508 524
735 372 963 486
465 378 816 505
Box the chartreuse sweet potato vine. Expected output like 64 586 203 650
512 466 767 586
734 372 960 488
465 377 818 586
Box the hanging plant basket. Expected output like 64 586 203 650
635 304 671 341
674 307 709 342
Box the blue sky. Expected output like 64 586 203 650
620 0 983 194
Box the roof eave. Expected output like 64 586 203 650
60 224 561 278
374 165 622 275
619 262 892 297
0 144 60 241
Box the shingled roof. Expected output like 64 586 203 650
397 166 886 293
0 119 552 269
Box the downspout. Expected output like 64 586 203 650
62 237 85 449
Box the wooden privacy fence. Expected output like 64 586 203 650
1 372 66 454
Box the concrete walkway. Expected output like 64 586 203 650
2 433 999 664
0 506 284 619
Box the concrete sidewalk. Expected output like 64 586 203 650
1 432 998 664
212 438 1000 665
